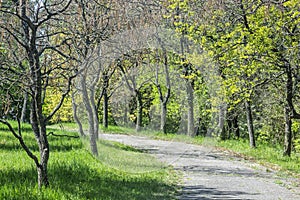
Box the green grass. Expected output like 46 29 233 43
82 139 167 174
0 122 178 200
216 139 300 174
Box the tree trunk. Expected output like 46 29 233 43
90 89 99 140
81 74 98 156
89 128 98 156
156 48 171 134
37 163 49 188
28 25 50 187
245 100 256 148
283 106 292 156
218 102 227 140
36 132 50 188
20 91 28 122
72 93 85 137
103 89 108 128
136 91 143 132
186 81 195 137
30 98 50 187
283 64 294 156
37 126 50 187
161 103 167 133
226 111 240 139
233 115 240 139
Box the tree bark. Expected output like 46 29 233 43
20 91 28 122
136 91 143 132
245 100 256 148
81 73 98 156
218 102 227 140
30 94 50 187
161 103 167 133
72 93 85 137
157 49 171 134
102 73 109 128
103 89 109 128
186 81 195 137
233 115 240 139
283 63 294 156
90 88 99 140
283 106 292 156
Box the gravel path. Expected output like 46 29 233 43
99 134 300 200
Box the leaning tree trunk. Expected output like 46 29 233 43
90 88 99 140
72 93 85 137
245 100 256 148
81 74 98 156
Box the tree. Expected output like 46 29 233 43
191 0 300 153
154 48 171 133
69 0 113 156
164 0 199 136
263 0 300 156
0 0 75 187
118 50 154 132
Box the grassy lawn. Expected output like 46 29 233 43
0 122 178 200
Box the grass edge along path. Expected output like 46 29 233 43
95 125 300 178
0 122 179 200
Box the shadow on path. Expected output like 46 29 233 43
179 185 258 200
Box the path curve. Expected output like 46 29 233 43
99 133 300 200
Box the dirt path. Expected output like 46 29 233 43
99 134 300 200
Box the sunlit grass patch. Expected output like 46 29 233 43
84 138 167 173
0 122 178 200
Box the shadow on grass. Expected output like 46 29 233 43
0 159 176 200
0 133 82 152
0 139 82 153
0 126 33 133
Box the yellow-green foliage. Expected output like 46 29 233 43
43 87 73 123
